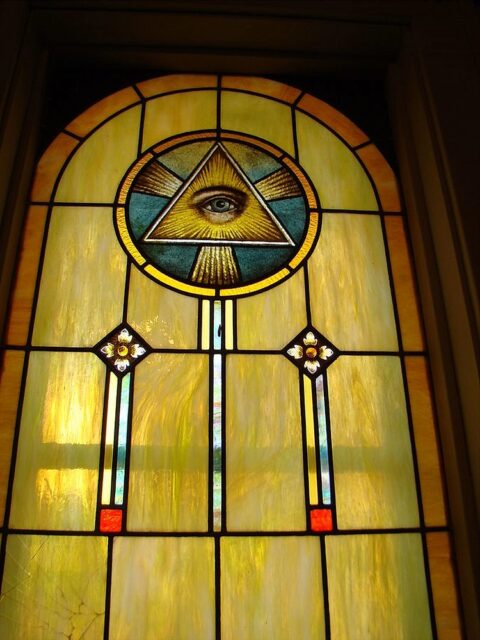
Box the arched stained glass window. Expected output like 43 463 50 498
0 75 462 638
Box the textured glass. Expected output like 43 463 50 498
110 537 215 640
223 76 302 103
225 299 234 349
30 134 79 202
222 91 295 156
6 205 48 344
101 372 118 504
142 91 216 151
427 532 463 640
9 352 104 530
316 375 331 505
128 264 198 349
296 111 377 210
66 86 140 137
303 375 319 505
128 354 209 531
213 300 222 350
0 535 107 639
237 269 306 350
406 357 447 526
327 533 433 640
226 355 305 530
328 356 419 528
213 354 222 531
308 214 398 351
137 73 217 98
115 373 131 505
202 298 210 349
32 207 126 346
357 144 401 211
221 536 325 640
0 351 24 521
56 105 140 203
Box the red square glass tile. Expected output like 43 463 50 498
310 508 333 532
100 508 123 533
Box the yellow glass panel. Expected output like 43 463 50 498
406 357 447 526
55 105 141 202
32 207 126 346
142 90 216 151
328 356 419 528
297 93 369 147
237 269 306 350
226 355 305 531
304 375 319 505
110 537 215 640
30 133 79 202
0 350 24 522
6 206 48 344
222 75 301 103
128 265 197 348
427 532 463 640
296 111 377 210
221 91 295 157
327 533 433 640
128 354 209 531
66 86 140 137
9 352 104 530
0 535 107 639
101 372 118 504
357 143 401 212
137 73 217 98
225 299 234 350
221 536 325 640
385 216 425 350
308 214 398 351
202 298 210 349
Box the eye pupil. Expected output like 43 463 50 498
209 198 232 212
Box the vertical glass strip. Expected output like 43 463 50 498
213 300 222 351
115 373 131 505
224 299 234 350
202 299 211 350
303 375 318 505
213 354 222 531
102 373 118 505
315 375 331 505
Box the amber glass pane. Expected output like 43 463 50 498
56 105 141 202
237 269 306 350
128 265 198 348
296 112 377 210
357 144 401 212
110 537 215 640
222 91 295 157
6 205 48 344
66 86 140 137
222 76 301 103
308 214 397 351
137 73 217 98
226 355 305 531
385 216 425 350
142 91 217 150
30 134 78 202
328 356 419 528
0 350 24 522
327 533 432 639
427 532 463 640
32 207 126 346
0 535 107 639
128 354 209 531
222 536 324 639
9 352 104 530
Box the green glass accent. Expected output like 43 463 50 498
270 197 307 244
129 193 169 238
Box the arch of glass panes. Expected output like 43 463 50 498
0 75 461 638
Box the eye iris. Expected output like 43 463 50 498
208 198 233 213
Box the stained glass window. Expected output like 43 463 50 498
0 75 462 638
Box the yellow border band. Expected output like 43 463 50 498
144 264 216 296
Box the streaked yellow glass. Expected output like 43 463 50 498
128 354 209 531
296 111 377 210
225 299 234 349
237 269 306 350
226 355 305 531
327 533 433 640
0 535 107 639
142 90 217 151
0 350 24 522
427 532 463 640
308 214 398 351
357 144 401 212
32 207 126 346
202 299 210 349
110 537 215 640
221 91 295 157
128 265 198 348
137 73 217 98
328 356 419 528
9 352 104 530
101 372 118 504
30 134 79 202
303 375 319 505
222 76 302 103
56 105 141 202
221 536 325 640
66 86 140 137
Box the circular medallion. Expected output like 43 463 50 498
115 132 320 297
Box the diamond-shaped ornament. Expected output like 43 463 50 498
283 327 339 378
95 324 150 375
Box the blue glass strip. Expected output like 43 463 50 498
315 375 331 505
213 300 222 351
114 373 131 505
213 354 222 530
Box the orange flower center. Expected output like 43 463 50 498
117 345 129 357
305 347 317 359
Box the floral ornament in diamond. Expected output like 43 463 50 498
284 328 338 377
96 325 149 375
